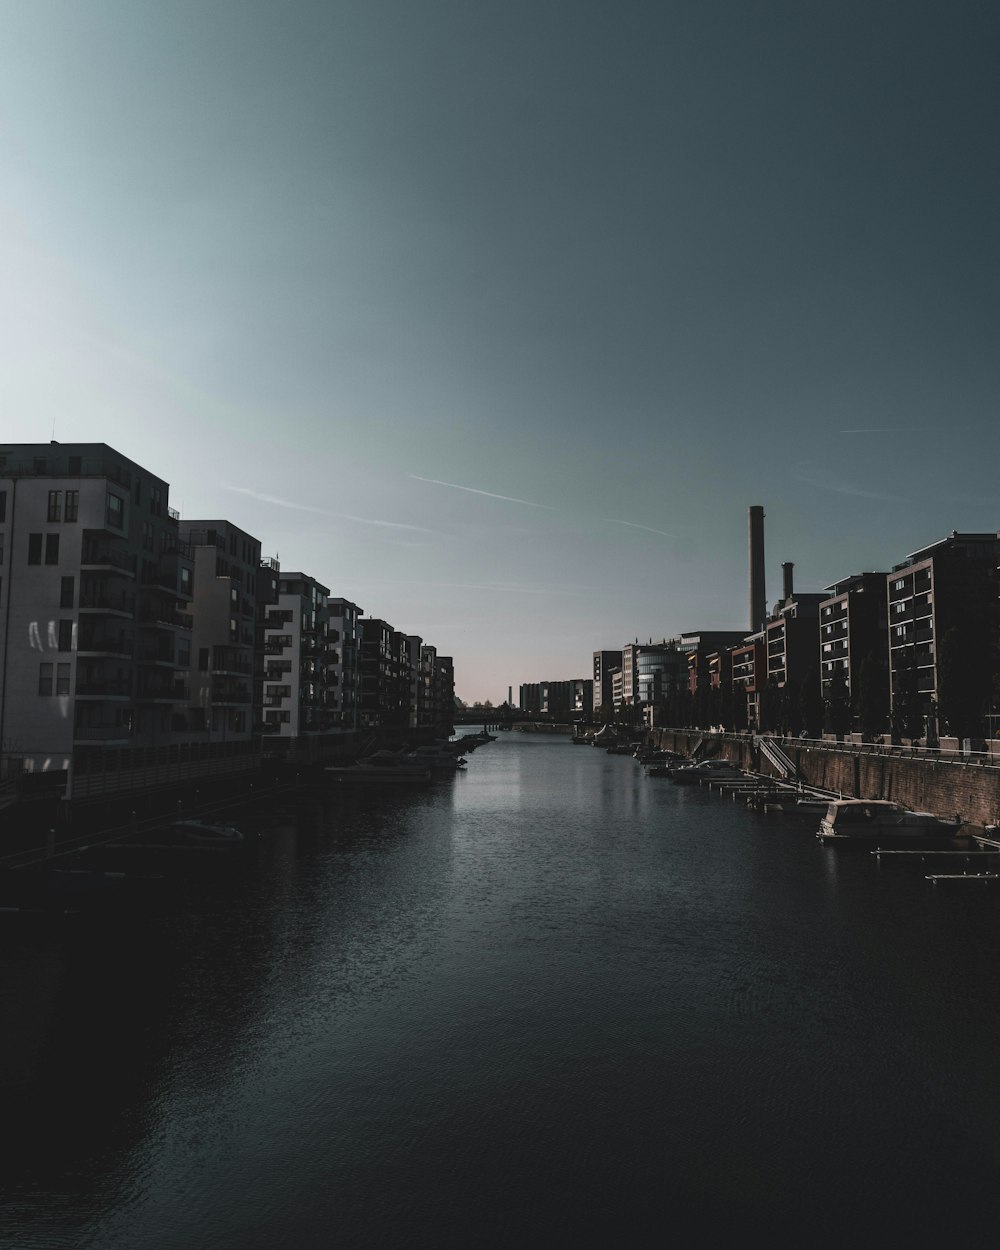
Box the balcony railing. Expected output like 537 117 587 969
76 680 133 697
78 637 134 656
81 545 137 574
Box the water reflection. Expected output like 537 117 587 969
3 736 1000 1248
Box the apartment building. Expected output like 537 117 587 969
593 650 623 712
416 644 455 733
730 634 765 730
886 532 1000 738
360 618 394 728
262 572 332 754
679 630 746 696
399 633 423 729
764 565 823 698
434 656 455 730
0 442 208 798
818 572 888 717
517 679 592 716
180 520 262 747
326 597 362 731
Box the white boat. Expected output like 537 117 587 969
170 819 245 846
670 759 743 784
818 799 962 841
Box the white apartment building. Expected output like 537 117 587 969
0 442 198 797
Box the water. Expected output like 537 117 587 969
4 733 1000 1248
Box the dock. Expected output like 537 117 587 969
926 873 1000 885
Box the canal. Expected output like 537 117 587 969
3 732 1000 1247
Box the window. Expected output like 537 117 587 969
106 492 124 529
65 490 79 521
179 567 192 597
38 663 53 695
45 534 59 564
199 648 210 672
56 663 70 696
0 489 6 521
150 486 163 517
33 457 46 474
28 533 42 564
47 490 61 521
142 521 155 551
68 456 81 474
58 619 73 651
0 534 4 565
60 576 74 608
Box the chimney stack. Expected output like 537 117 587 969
748 506 766 633
782 561 794 602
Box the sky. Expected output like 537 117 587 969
1 1 997 703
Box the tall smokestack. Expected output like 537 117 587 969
748 506 766 633
782 561 794 603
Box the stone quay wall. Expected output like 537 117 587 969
651 729 1000 830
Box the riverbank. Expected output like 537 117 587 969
651 728 1000 830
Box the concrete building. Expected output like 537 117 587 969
360 618 395 729
730 634 766 730
179 520 262 747
400 633 423 729
262 572 333 755
593 650 623 714
886 532 1000 739
763 564 824 699
0 442 238 799
819 572 889 723
326 597 363 731
518 679 593 717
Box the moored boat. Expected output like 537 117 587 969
170 819 245 846
818 799 963 841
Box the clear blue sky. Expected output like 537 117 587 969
2 1 997 702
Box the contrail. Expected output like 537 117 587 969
408 474 556 509
223 484 440 532
603 518 675 538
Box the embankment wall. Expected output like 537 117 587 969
651 730 1000 829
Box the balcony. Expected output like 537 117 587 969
79 593 134 616
211 682 251 705
76 679 133 698
81 543 137 576
78 635 134 657
137 678 189 703
73 725 131 742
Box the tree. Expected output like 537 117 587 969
799 668 823 739
937 626 981 743
782 683 803 736
760 677 782 733
855 653 888 741
891 648 924 742
824 667 852 738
